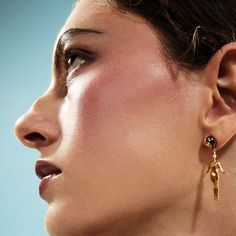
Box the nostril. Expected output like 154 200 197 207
24 132 47 142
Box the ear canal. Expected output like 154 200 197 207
216 85 236 111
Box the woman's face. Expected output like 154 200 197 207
15 0 203 235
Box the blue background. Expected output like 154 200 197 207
0 1 73 235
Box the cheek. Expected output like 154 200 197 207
60 58 189 176
62 59 182 151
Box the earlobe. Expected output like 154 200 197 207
200 42 236 149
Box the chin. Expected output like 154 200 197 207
44 202 113 236
45 203 82 236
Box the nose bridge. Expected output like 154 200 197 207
32 90 57 113
14 90 61 149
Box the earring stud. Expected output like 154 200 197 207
204 135 217 149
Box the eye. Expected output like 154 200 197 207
67 54 86 74
63 48 93 76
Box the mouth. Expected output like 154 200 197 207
35 160 62 197
35 160 62 180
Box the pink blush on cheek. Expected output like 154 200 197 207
69 62 183 117
81 82 179 144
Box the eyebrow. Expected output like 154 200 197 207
54 28 104 74
57 28 104 47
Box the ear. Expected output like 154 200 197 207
200 42 236 150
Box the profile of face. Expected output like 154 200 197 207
14 0 209 235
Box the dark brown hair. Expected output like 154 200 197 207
110 0 236 69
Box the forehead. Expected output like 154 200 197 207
65 0 113 29
58 0 156 42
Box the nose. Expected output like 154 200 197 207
14 92 60 150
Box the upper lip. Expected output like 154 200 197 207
35 160 62 179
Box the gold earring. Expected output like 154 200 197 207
203 135 228 200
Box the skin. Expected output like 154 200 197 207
14 0 236 235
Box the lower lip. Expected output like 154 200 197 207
39 174 59 196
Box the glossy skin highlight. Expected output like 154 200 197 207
14 0 236 235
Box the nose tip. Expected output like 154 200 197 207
14 114 59 149
14 116 45 148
